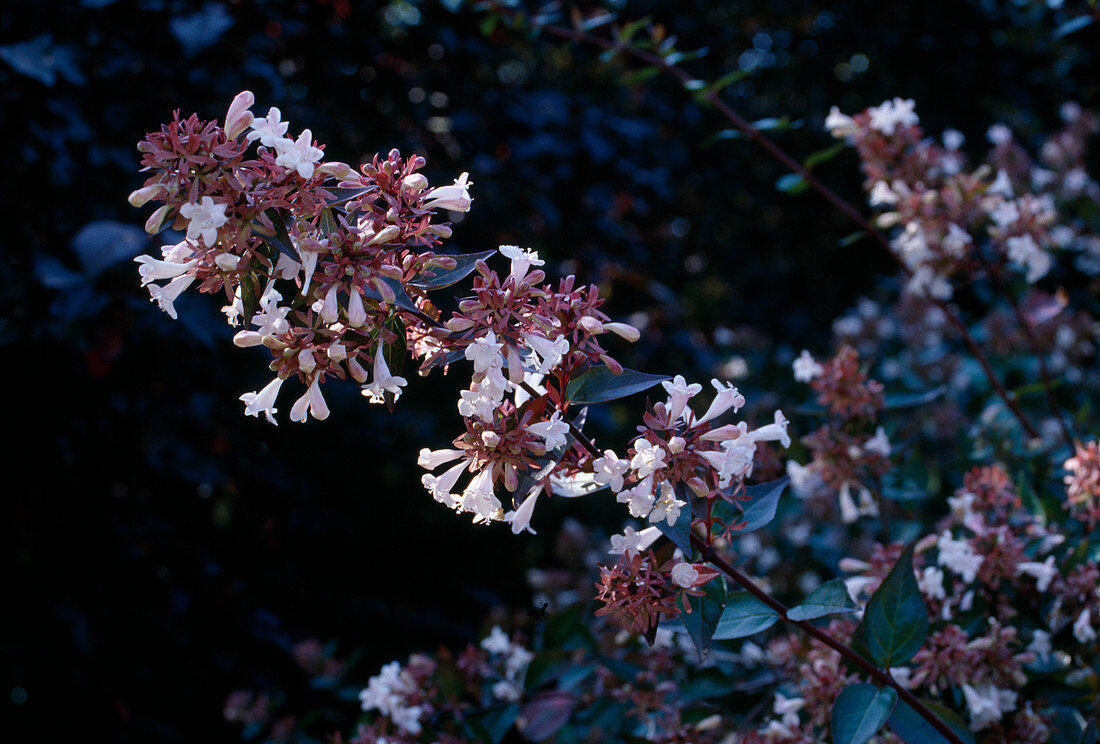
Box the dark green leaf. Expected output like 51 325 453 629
776 173 809 194
707 69 749 94
803 141 847 169
711 592 779 640
542 602 594 650
887 698 975 744
788 578 859 621
360 275 419 312
832 684 897 744
262 208 302 263
408 250 496 290
654 487 693 554
565 366 669 405
883 386 946 410
678 668 737 702
324 186 374 207
464 705 520 744
524 650 572 690
240 270 261 325
855 542 928 667
679 576 727 659
710 478 788 535
319 207 339 236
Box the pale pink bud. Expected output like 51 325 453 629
668 436 687 454
327 343 347 362
447 317 475 332
402 173 429 192
321 284 340 324
347 356 369 383
598 354 623 375
577 316 604 335
298 349 317 374
367 225 401 245
144 204 170 234
315 161 354 179
481 431 501 448
224 90 255 139
602 322 641 342
426 224 453 239
214 252 240 271
233 331 263 347
128 184 166 207
347 288 367 327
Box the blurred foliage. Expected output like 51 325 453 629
3 0 1097 741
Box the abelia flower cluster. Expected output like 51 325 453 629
131 91 472 425
827 98 1099 298
1064 439 1100 525
787 346 891 523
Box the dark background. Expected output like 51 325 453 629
3 0 1096 741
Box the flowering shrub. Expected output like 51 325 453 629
128 8 1100 741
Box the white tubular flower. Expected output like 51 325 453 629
347 287 367 327
179 196 229 246
214 252 240 272
391 705 423 735
499 245 545 283
593 450 629 492
418 448 465 470
988 169 1014 198
465 331 504 373
793 350 824 382
362 342 408 404
224 90 255 139
1073 609 1097 644
461 468 502 523
749 411 791 449
1027 629 1052 659
694 379 747 426
144 204 170 234
987 123 1012 145
661 375 703 422
649 480 686 526
147 274 196 319
134 254 198 286
919 566 946 601
320 284 340 324
701 436 757 488
869 180 898 207
825 106 857 138
289 376 330 423
630 439 667 479
327 342 347 362
247 106 290 147
458 388 497 423
527 411 569 451
300 250 319 296
422 459 468 509
1005 234 1051 283
838 482 879 524
617 477 655 518
239 376 284 425
773 693 805 728
609 525 648 558
1016 556 1057 592
274 129 324 179
525 333 570 375
961 683 1017 732
671 562 700 588
865 426 891 457
481 626 512 655
423 171 473 212
252 289 290 336
504 484 542 535
936 531 983 584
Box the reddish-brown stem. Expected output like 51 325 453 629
537 386 964 743
485 2 1042 442
693 536 966 744
984 262 1075 448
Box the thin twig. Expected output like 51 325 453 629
485 2 1042 441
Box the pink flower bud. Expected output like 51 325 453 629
402 173 429 192
233 331 263 347
602 322 641 342
128 184 166 207
577 316 604 335
368 225 401 245
315 161 354 179
224 90 255 139
144 204 170 234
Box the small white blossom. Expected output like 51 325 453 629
247 106 290 147
481 626 512 655
864 426 891 457
961 683 1017 731
179 196 229 246
987 123 1012 145
289 376 330 423
239 376 284 425
1016 556 1057 592
499 244 544 283
608 525 652 558
592 450 629 492
792 350 824 382
466 331 504 374
525 333 570 375
825 106 857 138
693 379 746 426
648 480 686 526
423 172 473 212
147 273 196 319
274 129 324 179
868 97 919 136
937 531 983 584
670 562 700 588
1073 609 1097 644
362 342 408 404
661 375 702 421
617 478 655 518
630 439 667 479
527 411 569 451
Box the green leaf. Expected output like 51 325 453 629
887 698 975 744
325 186 374 207
854 542 928 667
1054 15 1094 38
360 275 419 312
803 141 847 169
710 592 779 640
408 250 496 290
707 69 749 95
565 366 670 405
883 386 946 410
542 603 594 650
787 578 859 621
239 270 261 326
262 208 302 263
523 650 572 690
710 478 788 535
832 684 897 744
776 173 809 194
679 576 727 659
654 486 693 554
622 66 660 85
319 207 339 237
464 705 520 744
